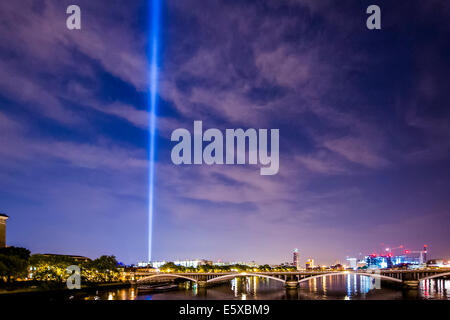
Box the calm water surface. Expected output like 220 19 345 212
72 275 449 300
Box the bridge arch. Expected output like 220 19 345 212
137 274 198 283
207 273 286 284
419 272 450 282
297 272 402 284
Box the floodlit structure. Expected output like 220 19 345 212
293 249 300 271
347 257 357 270
306 259 315 270
0 213 8 248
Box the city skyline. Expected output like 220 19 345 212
0 0 449 266
0 209 442 266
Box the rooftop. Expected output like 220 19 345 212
42 253 90 259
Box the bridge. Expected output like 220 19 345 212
133 269 450 289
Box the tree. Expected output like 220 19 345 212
89 255 118 272
259 264 272 272
81 255 119 282
30 254 76 266
0 246 30 261
28 254 80 283
160 262 179 272
0 247 30 283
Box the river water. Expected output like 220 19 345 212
74 275 449 300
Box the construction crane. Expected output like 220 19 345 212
403 245 428 264
384 245 404 257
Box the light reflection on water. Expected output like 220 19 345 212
76 275 449 300
420 278 450 300
302 274 378 300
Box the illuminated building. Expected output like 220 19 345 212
172 259 212 268
306 259 314 270
293 248 300 271
139 259 213 268
365 246 430 269
346 257 357 270
426 259 447 268
40 253 91 263
214 261 257 267
357 260 367 268
365 255 391 269
0 213 8 248
423 245 427 263
279 262 292 267
366 253 422 269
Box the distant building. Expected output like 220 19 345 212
293 248 300 271
0 213 8 248
279 262 292 267
137 261 153 267
305 259 314 270
423 245 428 264
141 259 213 269
40 253 91 263
214 261 257 267
331 264 344 271
130 266 157 273
426 259 447 268
227 261 258 267
172 259 212 268
366 248 428 269
346 257 357 270
365 255 391 269
357 260 367 269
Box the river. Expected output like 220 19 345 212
67 275 449 300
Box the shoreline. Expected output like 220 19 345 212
0 282 132 297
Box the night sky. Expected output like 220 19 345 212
0 0 449 265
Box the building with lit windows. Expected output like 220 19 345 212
138 259 213 268
365 252 425 269
293 248 300 271
306 259 314 270
0 213 8 248
213 261 257 267
40 253 91 263
346 257 357 270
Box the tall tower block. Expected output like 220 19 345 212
0 213 8 248
293 248 300 271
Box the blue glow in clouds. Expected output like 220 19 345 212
148 0 161 262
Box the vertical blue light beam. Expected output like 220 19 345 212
148 0 161 263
